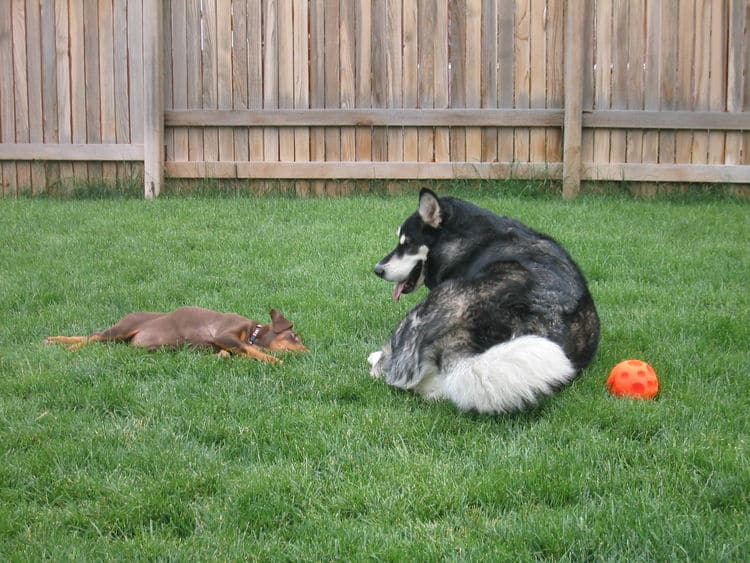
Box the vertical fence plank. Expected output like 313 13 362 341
383 0 402 192
744 22 750 172
707 0 726 164
675 0 695 164
278 0 294 163
83 0 102 180
186 0 203 162
172 0 189 163
371 0 387 162
465 0 481 162
419 0 436 162
545 0 563 163
658 0 677 166
261 0 278 192
163 0 174 167
403 0 418 162
691 0 710 164
338 4 355 194
497 0 514 162
309 0 326 193
386 0 403 167
13 0 31 190
324 0 340 192
293 0 309 194
0 0 16 194
592 0 611 172
481 0 498 164
449 0 466 161
433 0 449 162
127 0 144 148
610 0 628 164
99 0 117 181
529 0 546 164
217 0 234 162
580 0 595 167
340 0 355 165
54 0 73 180
114 0 133 179
247 0 263 162
562 0 583 198
355 0 372 165
724 0 745 165
202 0 219 164
143 0 163 197
626 0 644 165
262 0 279 191
41 0 60 188
641 0 660 169
231 0 248 164
513 0 530 164
744 0 750 169
26 0 45 192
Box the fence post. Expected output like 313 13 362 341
143 0 164 198
562 0 584 199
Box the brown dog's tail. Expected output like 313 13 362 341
44 335 100 351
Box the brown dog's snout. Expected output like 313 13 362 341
268 331 308 352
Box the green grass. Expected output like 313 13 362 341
1 184 748 560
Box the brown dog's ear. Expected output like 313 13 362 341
270 309 293 332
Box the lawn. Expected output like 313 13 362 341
1 184 748 560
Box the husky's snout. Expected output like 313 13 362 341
374 262 386 277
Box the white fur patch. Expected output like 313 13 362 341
412 363 446 400
379 245 428 283
438 336 575 414
368 351 384 378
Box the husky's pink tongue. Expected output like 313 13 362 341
392 281 407 301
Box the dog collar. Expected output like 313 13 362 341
248 324 263 345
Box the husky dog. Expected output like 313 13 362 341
368 189 600 415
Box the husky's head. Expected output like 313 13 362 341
374 189 443 300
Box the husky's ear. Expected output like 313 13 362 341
418 188 442 228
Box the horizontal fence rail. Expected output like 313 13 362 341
0 0 748 197
165 109 750 130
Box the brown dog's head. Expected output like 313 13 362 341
264 309 308 352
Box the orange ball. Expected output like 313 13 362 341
606 360 659 399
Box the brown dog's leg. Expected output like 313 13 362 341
212 333 282 364
240 345 282 364
94 312 166 341
45 312 166 351
44 333 117 350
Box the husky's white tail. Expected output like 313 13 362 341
441 335 576 414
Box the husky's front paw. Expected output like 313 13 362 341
368 350 384 378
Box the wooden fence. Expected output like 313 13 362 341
1 0 748 198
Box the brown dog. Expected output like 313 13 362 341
44 306 307 363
